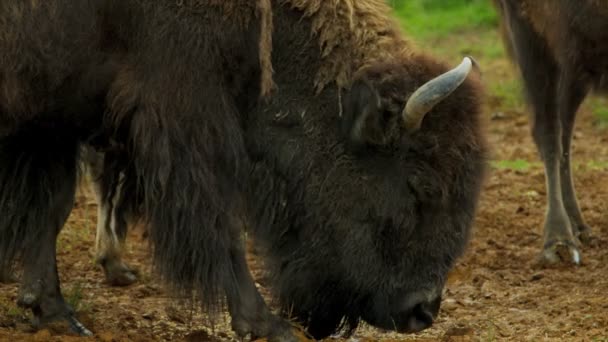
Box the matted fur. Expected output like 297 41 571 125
283 0 413 92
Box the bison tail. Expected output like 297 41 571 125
0 128 79 273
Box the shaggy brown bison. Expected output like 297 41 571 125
1 0 486 340
494 0 608 265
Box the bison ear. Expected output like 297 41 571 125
341 79 391 149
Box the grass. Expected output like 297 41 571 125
589 97 608 127
489 77 525 110
65 282 92 313
390 0 498 39
490 159 608 172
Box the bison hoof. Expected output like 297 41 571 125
102 261 138 286
18 284 93 336
106 268 138 286
232 315 300 342
539 240 581 266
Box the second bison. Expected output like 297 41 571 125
494 0 608 265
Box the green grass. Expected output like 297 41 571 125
589 97 608 127
65 282 92 313
490 78 525 109
391 0 498 39
490 159 608 172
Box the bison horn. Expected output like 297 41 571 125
402 57 474 132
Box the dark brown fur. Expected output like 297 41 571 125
0 1 297 340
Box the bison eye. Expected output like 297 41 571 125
341 79 395 149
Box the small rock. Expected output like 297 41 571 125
142 311 156 320
530 273 544 281
491 112 506 120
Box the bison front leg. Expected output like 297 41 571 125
0 136 92 336
83 146 137 286
18 222 92 336
557 72 591 244
225 221 297 342
499 0 580 265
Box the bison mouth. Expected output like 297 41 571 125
362 293 441 334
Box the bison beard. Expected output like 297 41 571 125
494 0 608 265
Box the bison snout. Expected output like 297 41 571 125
397 297 441 333
364 290 442 334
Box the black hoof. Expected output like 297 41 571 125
18 284 93 336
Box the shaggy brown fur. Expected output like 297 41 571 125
0 1 296 340
284 0 413 92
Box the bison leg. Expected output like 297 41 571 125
92 178 137 286
557 73 591 244
18 219 92 336
0 135 92 335
83 146 137 286
225 221 297 342
499 0 580 265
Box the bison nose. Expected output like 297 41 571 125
396 294 441 333
404 301 436 332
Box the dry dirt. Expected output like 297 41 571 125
1 41 608 342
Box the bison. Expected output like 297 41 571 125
1 0 487 340
493 0 608 265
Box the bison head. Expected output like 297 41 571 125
247 56 485 339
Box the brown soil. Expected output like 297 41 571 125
1 38 607 342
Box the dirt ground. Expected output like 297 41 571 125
1 38 608 342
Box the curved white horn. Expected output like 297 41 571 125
403 57 474 132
